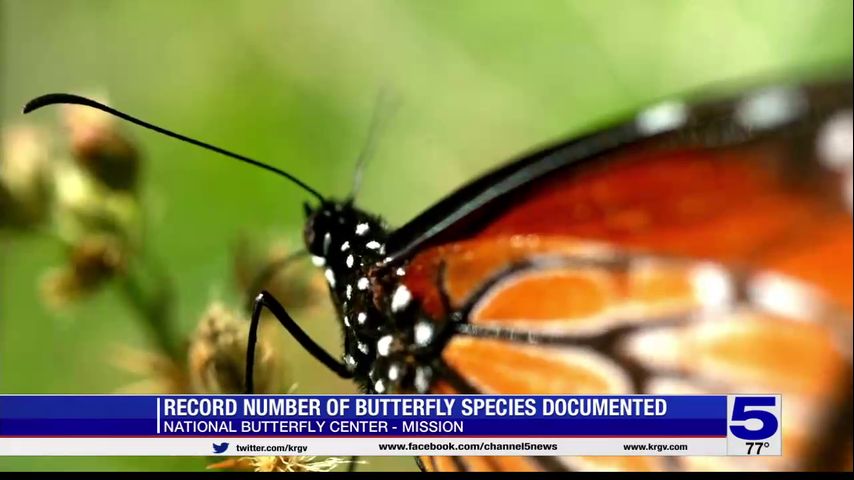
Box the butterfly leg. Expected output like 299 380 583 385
244 290 353 394
242 250 307 312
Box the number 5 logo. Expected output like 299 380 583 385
729 396 779 440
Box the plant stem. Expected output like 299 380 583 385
117 254 181 361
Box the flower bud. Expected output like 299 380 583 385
69 234 127 285
40 234 128 308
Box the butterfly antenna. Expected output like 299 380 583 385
23 93 325 202
348 88 397 202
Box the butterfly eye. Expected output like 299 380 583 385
303 208 335 258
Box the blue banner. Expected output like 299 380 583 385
0 395 727 438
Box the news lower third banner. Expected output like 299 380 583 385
0 395 781 457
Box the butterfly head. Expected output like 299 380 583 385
302 200 389 271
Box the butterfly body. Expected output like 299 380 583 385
304 201 450 394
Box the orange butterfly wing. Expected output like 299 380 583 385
395 80 852 471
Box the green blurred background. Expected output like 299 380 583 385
1 0 851 472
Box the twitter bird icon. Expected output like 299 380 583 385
212 442 229 454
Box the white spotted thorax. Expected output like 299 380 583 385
302 201 443 394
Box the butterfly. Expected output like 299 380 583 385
24 73 853 472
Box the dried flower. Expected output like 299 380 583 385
0 124 53 226
62 95 140 191
188 302 284 394
40 234 129 308
207 455 354 472
70 233 127 281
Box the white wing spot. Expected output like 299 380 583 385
396 267 406 276
636 101 687 135
357 341 369 355
324 268 336 288
346 254 354 268
391 285 412 312
311 255 325 267
340 241 350 252
366 240 381 250
345 284 353 300
355 223 370 236
818 111 853 170
749 273 820 320
343 315 351 327
736 86 806 130
357 312 367 324
691 263 733 309
357 277 370 290
816 111 854 213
